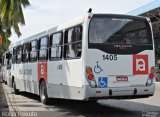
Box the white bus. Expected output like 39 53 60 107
1 48 12 85
10 13 155 104
1 52 8 84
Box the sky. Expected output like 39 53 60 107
10 0 155 43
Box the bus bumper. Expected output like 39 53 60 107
84 83 155 100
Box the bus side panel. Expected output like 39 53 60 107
47 59 84 100
23 63 39 94
12 64 25 91
2 66 7 82
63 59 83 87
7 70 12 87
62 59 83 100
12 63 39 95
47 61 64 98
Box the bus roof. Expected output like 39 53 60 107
14 15 84 46
12 13 148 47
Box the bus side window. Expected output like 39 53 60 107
30 40 38 62
16 46 22 64
12 48 16 64
39 36 48 61
49 32 62 61
64 25 82 59
6 52 11 69
22 43 30 63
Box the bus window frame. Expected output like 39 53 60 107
38 35 49 61
29 40 38 62
16 45 22 64
7 51 12 70
12 48 16 64
49 31 63 61
64 25 83 60
22 43 30 63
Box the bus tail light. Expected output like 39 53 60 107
88 74 94 80
86 68 92 74
86 67 97 88
150 67 155 73
146 67 155 86
149 73 154 79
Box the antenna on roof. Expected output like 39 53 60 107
88 8 92 13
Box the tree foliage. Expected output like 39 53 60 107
0 0 30 60
0 0 30 38
155 45 160 62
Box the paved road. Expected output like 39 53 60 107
1 83 160 117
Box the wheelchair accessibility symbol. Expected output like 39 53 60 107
98 77 108 88
94 61 103 74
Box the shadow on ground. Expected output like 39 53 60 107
16 91 160 117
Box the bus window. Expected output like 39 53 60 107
50 32 62 61
39 36 48 61
6 52 12 69
89 17 152 54
64 26 82 59
22 43 30 63
12 48 16 64
89 18 152 44
30 40 38 62
16 46 22 64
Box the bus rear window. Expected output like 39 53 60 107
89 17 152 45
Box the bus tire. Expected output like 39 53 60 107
13 81 19 95
40 81 49 105
5 81 7 85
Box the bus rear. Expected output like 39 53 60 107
84 14 155 100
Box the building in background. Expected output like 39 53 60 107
127 0 160 61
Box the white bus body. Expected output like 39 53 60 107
6 44 14 87
10 13 155 104
1 47 12 86
1 52 8 84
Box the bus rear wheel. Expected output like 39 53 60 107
40 81 49 105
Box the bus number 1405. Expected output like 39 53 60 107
102 54 117 61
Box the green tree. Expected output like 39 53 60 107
155 45 160 62
0 19 10 60
0 38 10 57
0 0 30 59
0 0 30 38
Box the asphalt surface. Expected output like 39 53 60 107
0 83 160 117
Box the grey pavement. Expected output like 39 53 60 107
0 82 160 117
0 83 9 116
